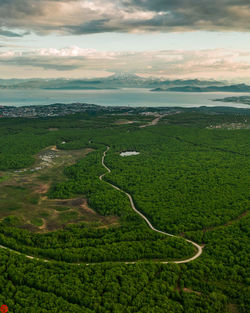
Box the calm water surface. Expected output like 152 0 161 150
0 88 249 108
120 151 140 157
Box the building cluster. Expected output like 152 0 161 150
0 103 102 118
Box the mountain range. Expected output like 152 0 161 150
1 74 250 93
0 73 228 91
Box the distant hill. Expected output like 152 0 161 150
152 84 250 93
213 96 250 105
0 75 227 90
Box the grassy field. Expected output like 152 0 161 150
0 145 119 232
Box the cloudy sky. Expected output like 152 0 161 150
0 0 250 80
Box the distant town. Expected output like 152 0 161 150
0 102 130 118
0 102 185 118
1 101 250 119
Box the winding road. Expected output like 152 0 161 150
100 146 203 264
0 146 202 265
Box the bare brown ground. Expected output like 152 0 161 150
139 114 169 128
36 197 120 232
38 218 47 230
0 146 120 233
114 120 135 125
35 184 50 194
50 145 59 151
95 221 120 229
176 286 201 295
78 199 120 227
80 199 97 214
183 288 201 295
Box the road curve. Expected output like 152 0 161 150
100 146 203 264
0 146 202 265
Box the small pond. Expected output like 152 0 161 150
120 151 140 157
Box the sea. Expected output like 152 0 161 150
0 88 249 108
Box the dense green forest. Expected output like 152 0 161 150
0 109 249 312
0 222 195 263
0 214 249 312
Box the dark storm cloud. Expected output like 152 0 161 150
124 0 247 11
0 0 249 34
0 0 44 19
123 0 250 31
0 29 27 37
68 19 113 35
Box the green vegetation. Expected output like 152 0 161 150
0 222 195 263
0 133 105 231
30 218 43 227
0 214 249 312
58 211 79 223
0 174 10 183
0 109 249 312
104 126 249 237
54 206 71 212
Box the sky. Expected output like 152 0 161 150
0 0 250 81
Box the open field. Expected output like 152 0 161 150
0 146 119 232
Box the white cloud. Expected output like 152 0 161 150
37 46 97 57
0 46 250 79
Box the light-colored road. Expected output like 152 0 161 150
100 146 203 264
0 146 202 265
139 115 161 128
139 113 169 128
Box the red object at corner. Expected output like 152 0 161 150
0 305 8 313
